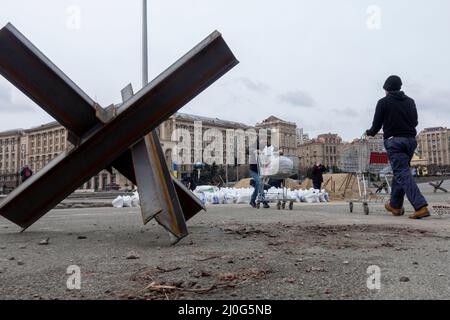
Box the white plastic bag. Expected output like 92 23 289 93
122 196 132 207
112 196 124 208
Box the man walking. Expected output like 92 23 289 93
366 75 429 219
312 162 327 190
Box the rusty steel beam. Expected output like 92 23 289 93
122 84 188 242
0 23 100 142
133 133 188 242
0 29 238 230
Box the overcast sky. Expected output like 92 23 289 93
1 0 449 141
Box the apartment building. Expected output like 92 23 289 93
255 116 298 156
297 133 343 169
0 129 22 188
159 113 253 179
0 121 131 192
417 127 450 166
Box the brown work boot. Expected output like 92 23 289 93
409 207 431 220
385 203 404 216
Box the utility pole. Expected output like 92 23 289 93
142 0 148 87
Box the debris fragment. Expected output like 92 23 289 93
307 267 327 273
126 251 140 260
193 255 221 262
217 269 268 282
156 266 181 273
142 281 218 294
191 270 212 278
400 276 410 282
285 277 296 284
38 238 50 245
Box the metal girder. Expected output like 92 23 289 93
0 23 100 142
122 84 188 242
0 24 238 230
133 133 188 240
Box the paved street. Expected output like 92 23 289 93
0 182 449 300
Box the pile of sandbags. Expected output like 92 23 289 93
112 192 140 208
192 185 329 206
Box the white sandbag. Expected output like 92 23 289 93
131 192 140 207
211 191 223 205
223 192 236 204
195 186 219 193
204 193 215 205
112 196 124 208
122 196 132 207
194 192 206 206
303 189 319 203
236 193 251 204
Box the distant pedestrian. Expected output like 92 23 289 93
365 75 429 219
312 162 327 190
249 138 270 209
20 165 33 183
183 175 196 191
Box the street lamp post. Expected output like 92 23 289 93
142 0 148 87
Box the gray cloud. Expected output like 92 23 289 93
416 90 450 113
278 90 316 108
0 85 36 114
237 77 270 94
331 107 359 117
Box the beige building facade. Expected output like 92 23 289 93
417 127 450 166
0 121 131 192
0 129 22 189
159 113 253 179
255 116 298 156
297 133 343 169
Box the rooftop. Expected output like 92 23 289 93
256 115 296 127
174 112 253 129
25 121 61 133
0 129 24 137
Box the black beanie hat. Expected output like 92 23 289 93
383 75 403 92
